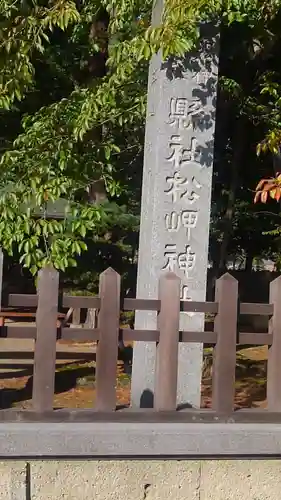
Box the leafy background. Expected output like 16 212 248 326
1 0 281 292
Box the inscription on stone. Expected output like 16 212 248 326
131 2 219 408
164 210 198 240
168 97 205 130
167 135 199 167
165 173 202 204
162 244 196 276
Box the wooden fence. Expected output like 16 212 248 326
0 265 281 422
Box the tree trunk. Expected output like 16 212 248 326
245 251 254 273
218 118 246 272
85 10 110 328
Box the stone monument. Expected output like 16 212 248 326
131 0 219 408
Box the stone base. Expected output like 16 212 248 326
1 460 281 499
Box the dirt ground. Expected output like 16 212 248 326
0 343 269 410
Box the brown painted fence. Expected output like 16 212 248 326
0 265 281 422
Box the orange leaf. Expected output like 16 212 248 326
270 188 277 199
255 179 266 191
254 191 261 203
261 191 268 203
263 182 275 191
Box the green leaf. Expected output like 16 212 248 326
80 224 86 238
30 265 38 276
104 146 111 160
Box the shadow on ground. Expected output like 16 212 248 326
202 353 267 409
0 360 96 409
0 345 133 409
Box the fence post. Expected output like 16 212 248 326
154 272 181 411
95 267 120 411
32 266 59 412
267 276 281 410
212 273 238 413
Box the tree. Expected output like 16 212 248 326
0 0 219 273
209 1 281 272
1 0 281 275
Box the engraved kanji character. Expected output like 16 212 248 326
169 98 205 129
165 173 202 205
165 210 198 239
163 244 196 277
167 135 198 168
165 172 189 203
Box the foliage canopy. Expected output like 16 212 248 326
1 0 281 275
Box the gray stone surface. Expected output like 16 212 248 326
10 464 27 500
2 459 281 499
200 460 281 500
0 463 15 500
1 422 281 457
0 462 26 500
31 460 199 500
131 1 219 408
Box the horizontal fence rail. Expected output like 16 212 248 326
0 265 280 423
